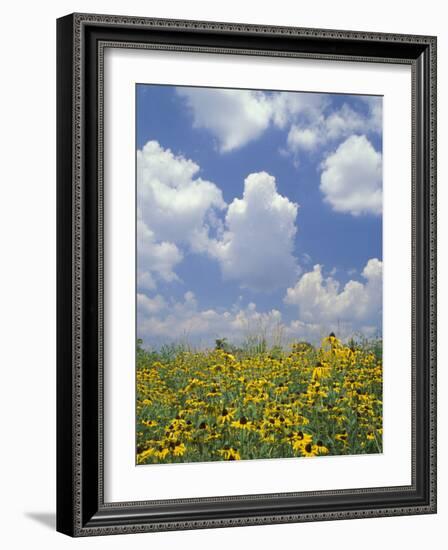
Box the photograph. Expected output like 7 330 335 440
54 11 437 536
135 84 384 465
0 0 444 546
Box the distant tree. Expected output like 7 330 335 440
215 338 228 351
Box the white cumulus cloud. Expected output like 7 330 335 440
137 292 284 347
137 142 300 292
137 140 225 244
287 125 320 152
137 293 167 315
176 88 272 152
137 140 226 289
137 221 183 290
177 87 328 153
204 171 300 291
286 101 382 155
269 92 328 129
176 88 383 192
320 135 382 216
360 95 383 134
284 258 382 329
138 259 382 346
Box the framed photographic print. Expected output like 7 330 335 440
56 13 437 536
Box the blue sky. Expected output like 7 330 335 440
136 84 383 347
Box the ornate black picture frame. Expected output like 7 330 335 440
57 13 437 537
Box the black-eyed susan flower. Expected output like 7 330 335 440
313 441 329 455
312 361 331 381
141 419 158 428
217 446 241 460
206 386 222 398
291 431 313 452
218 407 236 424
137 447 154 464
231 416 253 430
172 442 186 456
335 432 348 443
154 446 170 460
301 442 317 457
136 333 382 463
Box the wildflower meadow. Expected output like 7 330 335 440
136 334 383 464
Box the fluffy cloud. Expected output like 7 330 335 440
177 86 382 159
137 292 167 315
137 291 284 346
137 142 300 292
204 172 300 291
176 88 272 152
137 140 225 244
177 87 328 153
320 135 382 216
137 140 226 289
287 125 320 152
360 95 383 134
284 258 382 329
137 220 183 290
269 92 328 129
286 101 382 154
138 257 382 346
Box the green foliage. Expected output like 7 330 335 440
136 339 192 369
240 334 268 356
136 336 383 464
